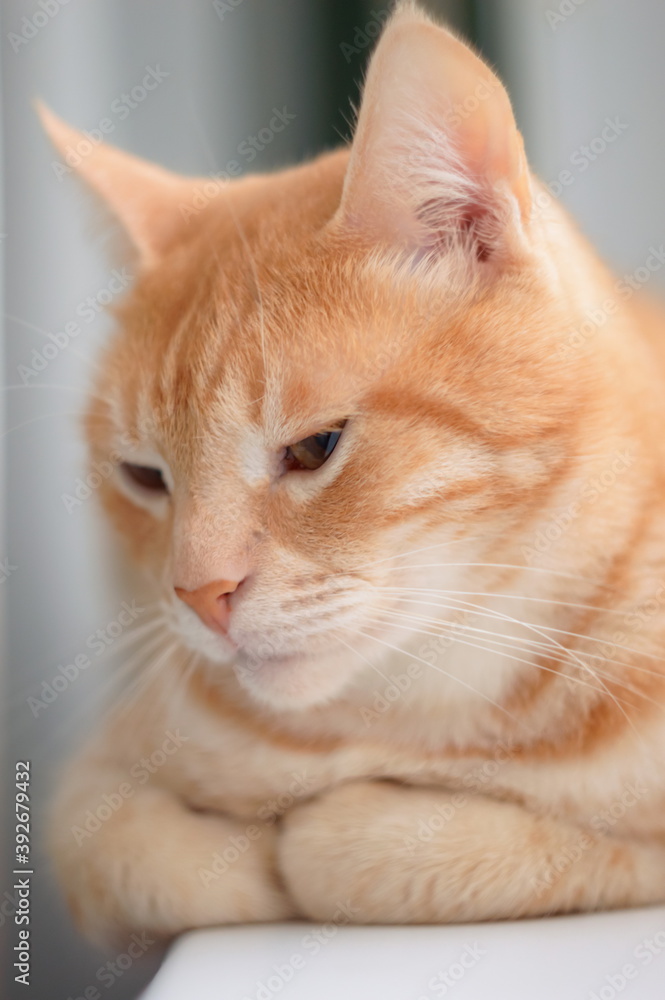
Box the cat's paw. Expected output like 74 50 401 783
52 783 295 946
277 779 455 922
277 778 664 923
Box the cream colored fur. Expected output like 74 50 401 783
40 2 665 946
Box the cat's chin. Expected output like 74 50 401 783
232 647 360 711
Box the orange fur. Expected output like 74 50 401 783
42 1 665 945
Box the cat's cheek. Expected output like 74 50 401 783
233 649 363 710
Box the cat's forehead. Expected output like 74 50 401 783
117 243 413 452
114 285 353 467
139 300 369 457
109 233 546 474
105 152 559 470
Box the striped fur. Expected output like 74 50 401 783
42 2 665 945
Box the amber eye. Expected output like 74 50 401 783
121 462 169 494
284 423 346 472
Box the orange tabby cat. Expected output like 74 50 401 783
41 1 665 946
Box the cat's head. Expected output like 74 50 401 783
42 2 589 710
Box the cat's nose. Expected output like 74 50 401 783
174 578 242 635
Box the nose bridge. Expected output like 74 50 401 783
171 492 254 591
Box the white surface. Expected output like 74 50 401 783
140 908 665 999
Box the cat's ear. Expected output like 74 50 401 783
333 1 531 262
37 102 195 267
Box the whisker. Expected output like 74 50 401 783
98 614 168 665
376 562 616 590
335 634 400 687
18 623 170 749
370 609 565 660
372 591 642 741
113 638 181 720
6 312 107 376
222 191 268 386
342 623 535 734
374 593 665 670
0 382 112 403
362 613 612 699
407 595 645 746
164 650 203 726
89 612 172 710
0 410 93 442
378 585 626 618
353 535 484 572
367 609 661 707
372 603 665 677
94 627 170 709
7 610 166 708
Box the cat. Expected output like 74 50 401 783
40 0 665 946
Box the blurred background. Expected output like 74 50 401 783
2 0 665 997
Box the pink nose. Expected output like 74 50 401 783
174 578 242 635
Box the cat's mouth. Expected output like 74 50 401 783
167 592 370 707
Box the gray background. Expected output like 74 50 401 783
2 0 665 997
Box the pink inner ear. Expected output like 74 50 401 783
416 189 499 263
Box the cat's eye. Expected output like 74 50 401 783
121 462 169 494
284 422 346 472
